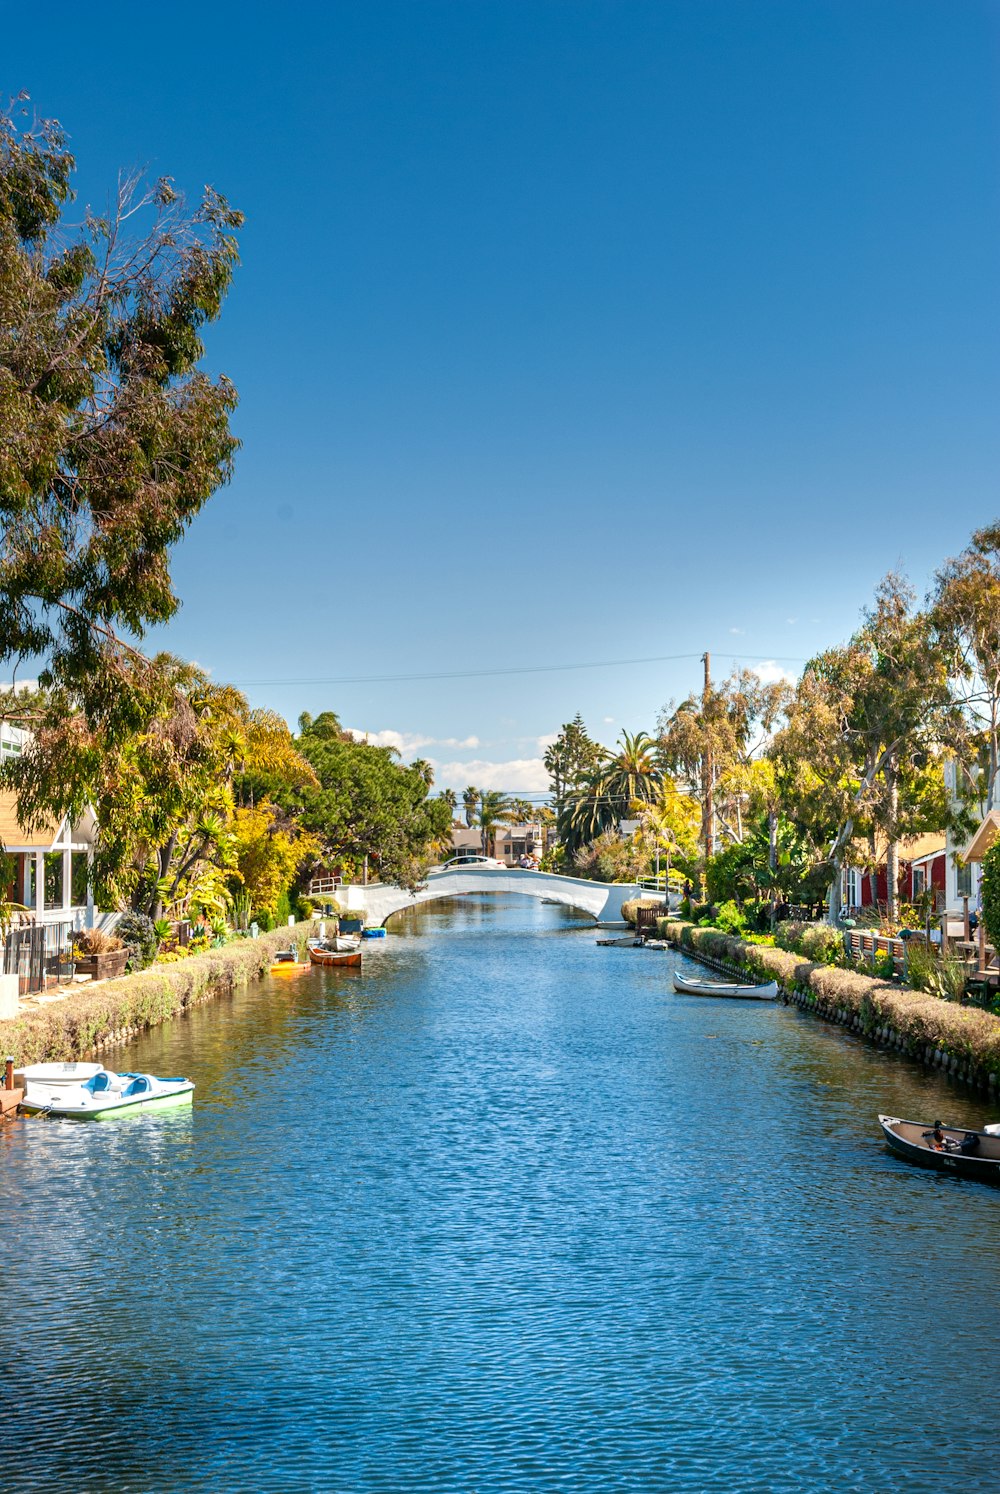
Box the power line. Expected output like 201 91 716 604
233 650 808 689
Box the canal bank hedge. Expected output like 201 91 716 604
661 918 1000 1093
0 921 320 1066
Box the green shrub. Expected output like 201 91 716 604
0 921 320 1064
621 898 664 927
115 912 158 971
714 900 747 936
904 941 937 993
275 888 292 924
774 921 842 965
981 842 1000 951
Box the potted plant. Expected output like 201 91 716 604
73 926 128 981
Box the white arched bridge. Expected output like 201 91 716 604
330 866 677 928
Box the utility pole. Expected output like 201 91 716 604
701 652 714 866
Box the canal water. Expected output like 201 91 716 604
3 896 998 1493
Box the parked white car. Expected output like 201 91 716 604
437 854 505 871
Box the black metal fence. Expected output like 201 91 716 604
3 920 76 995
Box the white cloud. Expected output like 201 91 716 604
752 660 797 686
347 727 434 754
435 757 550 792
536 731 559 749
346 728 480 755
728 627 745 635
603 715 615 724
786 617 798 625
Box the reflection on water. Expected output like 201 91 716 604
2 896 997 1492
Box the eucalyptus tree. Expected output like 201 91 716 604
659 669 791 861
0 97 242 740
774 575 957 922
932 523 1000 812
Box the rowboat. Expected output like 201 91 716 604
878 1114 1000 1184
22 1069 195 1120
361 927 386 939
672 973 779 1000
308 940 362 969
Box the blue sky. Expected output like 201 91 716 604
9 1 1000 791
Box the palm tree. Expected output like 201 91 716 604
598 731 661 817
561 732 661 856
477 790 518 857
463 786 480 827
411 758 435 789
441 788 458 817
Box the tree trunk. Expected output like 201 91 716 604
885 765 899 924
826 815 857 924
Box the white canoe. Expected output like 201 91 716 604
22 1069 194 1120
672 973 779 1000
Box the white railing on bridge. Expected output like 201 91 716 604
308 876 343 897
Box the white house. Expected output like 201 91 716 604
943 757 982 910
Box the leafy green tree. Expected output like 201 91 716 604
773 575 957 922
932 522 1000 811
4 661 315 917
292 718 452 889
543 715 606 846
0 97 242 734
659 668 791 862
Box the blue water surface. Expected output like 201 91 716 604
2 896 998 1493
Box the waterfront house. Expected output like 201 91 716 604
0 791 99 930
449 820 557 866
840 833 947 914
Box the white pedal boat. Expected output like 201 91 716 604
672 973 779 1000
22 1068 194 1120
17 1062 106 1086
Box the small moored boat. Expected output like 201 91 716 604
878 1114 1000 1183
672 973 779 1000
269 948 309 975
307 940 362 968
22 1069 194 1121
361 927 386 939
17 1062 106 1087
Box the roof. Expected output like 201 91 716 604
0 791 61 851
846 832 947 869
962 811 1000 864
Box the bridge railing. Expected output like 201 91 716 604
308 876 343 897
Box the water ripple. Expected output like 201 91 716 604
2 900 997 1492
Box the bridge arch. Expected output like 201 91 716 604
332 867 666 928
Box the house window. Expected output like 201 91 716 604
912 865 926 898
841 868 861 908
956 861 972 898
